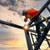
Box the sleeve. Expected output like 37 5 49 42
25 16 28 20
33 11 38 18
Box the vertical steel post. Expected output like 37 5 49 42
25 31 33 50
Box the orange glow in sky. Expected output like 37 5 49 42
0 39 26 47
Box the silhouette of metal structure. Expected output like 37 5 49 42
47 6 50 12
0 0 50 50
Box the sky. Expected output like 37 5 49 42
0 0 50 50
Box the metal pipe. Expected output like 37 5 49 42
25 31 33 50
0 20 23 29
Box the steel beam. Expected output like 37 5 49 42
30 17 50 27
46 37 50 47
28 29 36 33
28 0 50 26
47 6 50 12
34 22 50 50
25 31 33 50
0 20 23 29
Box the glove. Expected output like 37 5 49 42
24 18 27 22
45 18 48 22
43 17 48 22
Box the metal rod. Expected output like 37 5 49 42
0 20 23 29
31 33 36 47
34 27 49 50
31 33 37 36
28 29 36 33
47 34 50 37
46 37 50 47
25 31 33 50
28 0 50 26
47 6 50 12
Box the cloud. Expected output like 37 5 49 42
0 25 25 47
0 25 17 42
0 39 26 47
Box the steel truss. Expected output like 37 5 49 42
0 0 50 50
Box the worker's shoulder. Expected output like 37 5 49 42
27 9 38 11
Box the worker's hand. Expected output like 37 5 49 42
24 18 27 22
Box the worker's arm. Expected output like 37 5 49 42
24 17 28 22
24 18 27 22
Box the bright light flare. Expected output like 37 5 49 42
23 25 29 30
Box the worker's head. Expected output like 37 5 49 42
22 10 27 16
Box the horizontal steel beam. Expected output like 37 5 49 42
0 20 23 29
28 29 36 33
